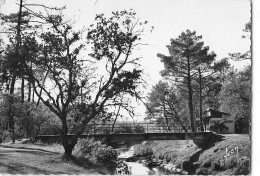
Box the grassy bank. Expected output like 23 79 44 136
0 143 112 174
133 134 251 175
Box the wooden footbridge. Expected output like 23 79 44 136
36 122 223 148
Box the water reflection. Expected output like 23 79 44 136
117 146 161 175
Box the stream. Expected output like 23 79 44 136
116 145 181 175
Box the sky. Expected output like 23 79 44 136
0 0 251 85
0 0 252 120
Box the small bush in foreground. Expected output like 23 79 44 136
76 138 119 168
76 138 106 156
115 160 132 175
195 167 212 175
95 146 119 167
234 157 250 175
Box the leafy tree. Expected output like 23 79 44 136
0 2 57 141
157 30 216 131
219 66 251 133
193 57 231 131
0 1 63 102
229 21 251 62
0 0 28 142
0 92 60 142
0 93 21 143
16 102 59 142
0 0 33 97
146 81 189 132
22 10 149 158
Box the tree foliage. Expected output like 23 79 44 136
218 21 251 133
157 30 216 131
146 81 189 132
219 66 251 133
0 93 58 142
12 9 150 157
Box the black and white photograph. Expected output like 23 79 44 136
0 0 255 175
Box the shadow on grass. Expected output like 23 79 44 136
2 150 56 156
0 161 66 174
182 143 216 174
0 144 110 175
65 155 112 175
0 144 59 154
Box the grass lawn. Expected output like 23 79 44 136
133 134 251 175
0 143 105 175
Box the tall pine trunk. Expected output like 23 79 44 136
9 74 16 143
187 57 195 132
198 68 204 131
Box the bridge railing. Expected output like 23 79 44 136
83 123 192 135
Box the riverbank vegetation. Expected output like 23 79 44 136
133 134 250 175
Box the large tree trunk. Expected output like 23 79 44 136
60 117 72 158
60 114 78 159
187 57 195 132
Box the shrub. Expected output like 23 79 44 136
133 125 146 133
95 146 119 167
76 138 119 168
115 160 132 175
234 157 250 175
76 138 107 156
225 156 239 169
211 160 222 171
195 167 212 175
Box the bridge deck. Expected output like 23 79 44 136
36 123 223 148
